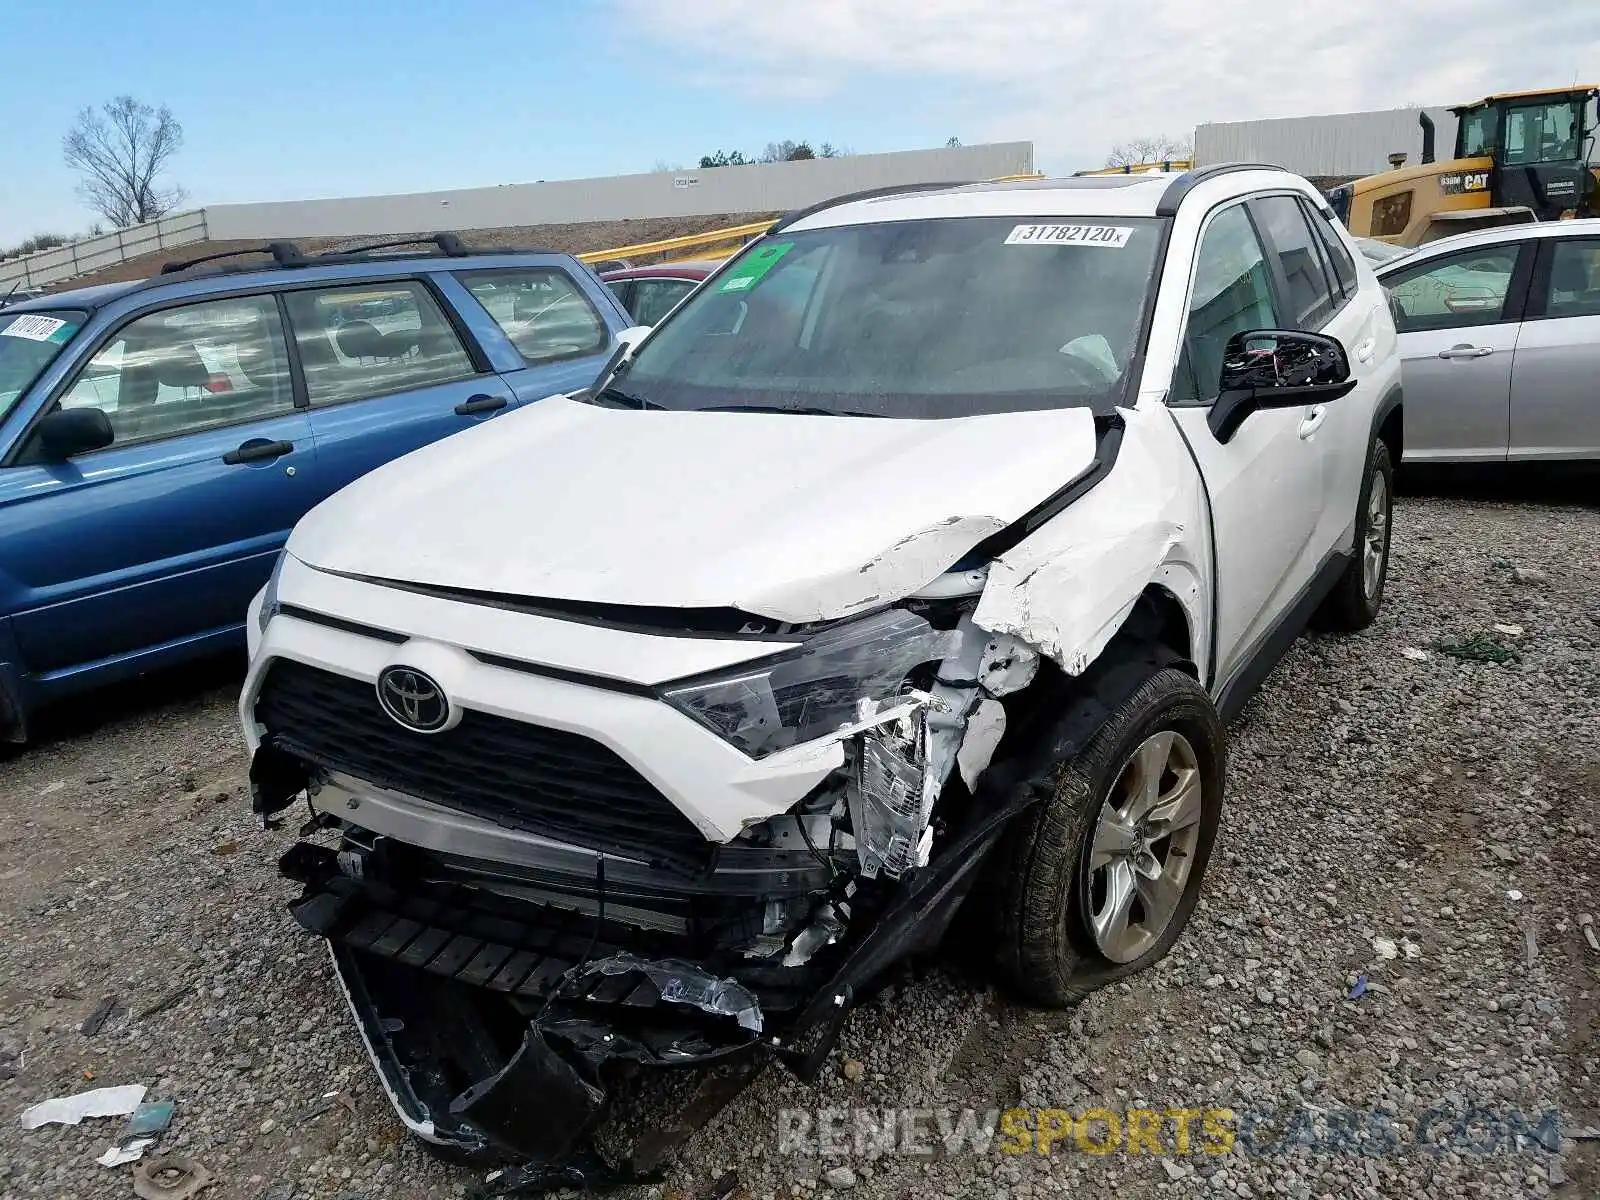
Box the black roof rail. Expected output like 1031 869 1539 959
769 180 975 235
1156 163 1285 216
319 233 470 259
161 241 307 274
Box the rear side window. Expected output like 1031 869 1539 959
282 281 476 406
1308 205 1360 299
1252 195 1336 329
1541 239 1600 318
458 269 608 363
55 295 295 446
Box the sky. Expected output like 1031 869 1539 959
1 0 1596 246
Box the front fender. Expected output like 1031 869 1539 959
972 406 1209 680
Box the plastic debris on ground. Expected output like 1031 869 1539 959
80 995 121 1036
1401 647 1428 661
19 1083 147 1129
97 1138 155 1167
132 1156 215 1200
1432 632 1518 664
1348 974 1368 1000
1581 913 1600 953
126 1100 176 1138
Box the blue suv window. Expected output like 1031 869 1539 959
283 281 476 406
56 295 295 447
1 309 86 419
458 269 608 363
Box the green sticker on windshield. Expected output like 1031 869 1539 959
717 241 794 293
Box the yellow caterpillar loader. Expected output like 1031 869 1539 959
1330 86 1599 246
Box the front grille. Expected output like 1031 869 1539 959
255 660 713 871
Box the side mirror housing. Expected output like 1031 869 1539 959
615 324 651 353
1208 330 1357 443
36 407 114 460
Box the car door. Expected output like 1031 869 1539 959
1379 241 1532 462
452 266 622 401
1249 193 1384 554
283 278 518 506
0 292 316 677
1507 235 1600 460
1164 200 1327 686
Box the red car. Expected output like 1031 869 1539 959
599 259 718 326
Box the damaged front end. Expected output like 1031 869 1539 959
252 579 1052 1189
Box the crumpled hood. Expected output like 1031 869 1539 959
288 395 1102 623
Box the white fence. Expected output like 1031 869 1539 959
0 211 209 291
2 143 1035 292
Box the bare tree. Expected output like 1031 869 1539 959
63 96 186 227
1105 133 1193 168
945 136 963 148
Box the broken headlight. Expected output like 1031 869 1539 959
660 608 954 758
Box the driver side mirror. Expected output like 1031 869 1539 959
35 407 114 460
1208 329 1357 443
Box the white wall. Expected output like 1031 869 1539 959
0 211 209 290
204 143 1036 240
1195 108 1459 178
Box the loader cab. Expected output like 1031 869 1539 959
1451 88 1599 219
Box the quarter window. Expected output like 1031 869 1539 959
1172 204 1283 404
1383 246 1522 332
1253 195 1336 329
282 281 475 407
56 295 294 446
458 269 608 363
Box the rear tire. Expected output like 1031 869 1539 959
993 668 1225 1007
1314 439 1393 632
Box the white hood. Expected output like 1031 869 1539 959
288 395 1102 624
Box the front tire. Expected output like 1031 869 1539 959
1314 439 1393 632
993 668 1225 1007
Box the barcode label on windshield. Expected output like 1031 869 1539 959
1005 224 1133 248
1 315 69 341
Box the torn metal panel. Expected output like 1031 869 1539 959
973 408 1205 676
740 515 1008 624
957 699 1007 790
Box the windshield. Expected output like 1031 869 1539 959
0 309 85 418
609 216 1163 418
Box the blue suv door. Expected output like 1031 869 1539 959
281 278 520 507
0 292 316 685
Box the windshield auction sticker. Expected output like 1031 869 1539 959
1005 224 1133 247
0 315 74 343
717 241 795 292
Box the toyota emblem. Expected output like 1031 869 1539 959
376 666 451 733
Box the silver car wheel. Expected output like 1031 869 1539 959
1086 729 1203 964
1363 470 1389 601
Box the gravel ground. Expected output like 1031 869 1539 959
1 485 1595 1200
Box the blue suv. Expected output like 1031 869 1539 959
0 234 637 741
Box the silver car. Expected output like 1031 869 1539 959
1374 219 1600 462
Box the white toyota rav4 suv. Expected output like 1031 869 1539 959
240 166 1402 1184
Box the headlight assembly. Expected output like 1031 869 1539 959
660 608 955 758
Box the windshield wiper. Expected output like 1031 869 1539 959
695 403 891 418
589 386 665 410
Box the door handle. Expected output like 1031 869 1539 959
1297 405 1328 440
1437 345 1494 359
223 439 294 465
1354 337 1376 363
454 394 508 416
